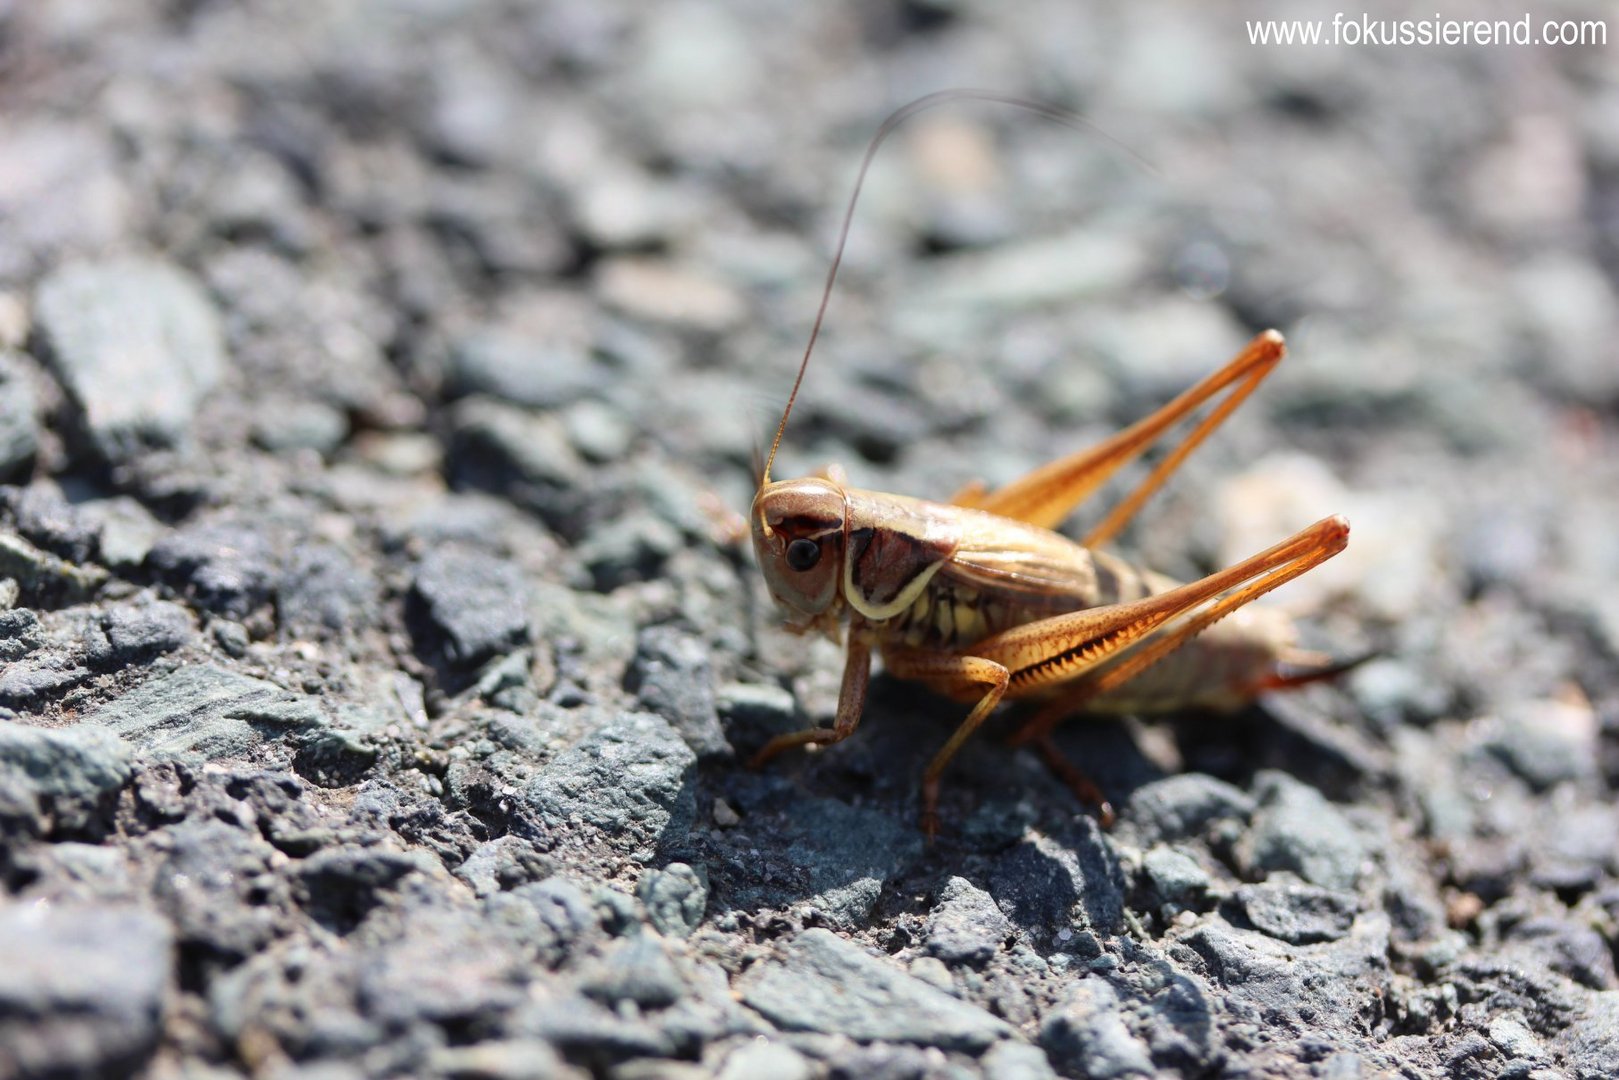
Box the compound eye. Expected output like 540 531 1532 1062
785 538 821 572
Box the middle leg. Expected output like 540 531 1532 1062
881 647 1010 838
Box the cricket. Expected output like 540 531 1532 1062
749 91 1351 837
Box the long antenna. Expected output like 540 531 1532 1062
759 89 1152 487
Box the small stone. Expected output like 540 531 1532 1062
737 928 1012 1051
1040 979 1155 1080
0 530 108 608
407 545 530 670
1240 772 1365 891
447 328 600 410
352 906 530 1031
594 257 745 333
0 722 132 834
0 657 90 710
991 827 1125 937
0 904 171 1079
1142 845 1212 911
295 845 433 933
251 398 350 456
89 598 193 666
926 876 1015 965
576 508 682 591
4 485 99 564
1502 916 1619 991
34 257 225 463
485 877 600 969
907 955 955 993
716 682 797 738
146 522 279 620
579 934 686 1009
717 1040 813 1080
626 626 728 759
82 497 164 570
16 840 133 903
211 619 249 658
0 352 39 480
519 710 697 861
562 399 633 463
982 1040 1060 1080
1125 774 1256 845
722 795 920 927
1233 882 1359 945
425 1039 582 1080
279 542 378 640
1480 699 1599 791
455 836 556 898
0 607 43 662
637 862 709 938
151 818 290 960
446 396 586 532
81 664 322 762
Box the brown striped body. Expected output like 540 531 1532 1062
849 492 1295 715
748 482 1301 719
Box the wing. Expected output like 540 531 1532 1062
940 505 1166 611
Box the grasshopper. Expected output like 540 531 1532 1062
749 92 1350 836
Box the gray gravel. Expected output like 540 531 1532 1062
1 2 1616 1078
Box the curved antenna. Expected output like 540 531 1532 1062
759 88 1154 487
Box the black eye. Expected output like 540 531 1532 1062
785 538 821 572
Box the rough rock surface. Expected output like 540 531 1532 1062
0 4 1615 1079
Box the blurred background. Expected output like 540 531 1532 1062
1 1 1617 1076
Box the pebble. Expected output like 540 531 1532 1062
737 928 1012 1051
0 529 108 608
1232 881 1359 945
446 396 586 533
594 257 745 333
0 722 132 834
1124 775 1256 847
251 398 350 456
579 933 686 1009
85 598 194 666
1239 772 1366 892
33 257 226 463
0 352 38 479
720 795 920 927
519 710 697 862
1142 845 1212 913
637 862 709 939
626 626 728 760
150 818 290 961
455 836 556 899
716 1039 813 1080
407 545 530 670
447 328 601 410
991 828 1126 938
146 521 280 620
80 497 164 570
982 1040 1061 1080
3 484 99 568
82 664 322 762
1479 698 1599 791
926 876 1015 966
280 542 379 640
1040 979 1155 1080
485 877 602 971
0 607 42 663
0 904 171 1079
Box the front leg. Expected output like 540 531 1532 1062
749 621 873 767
